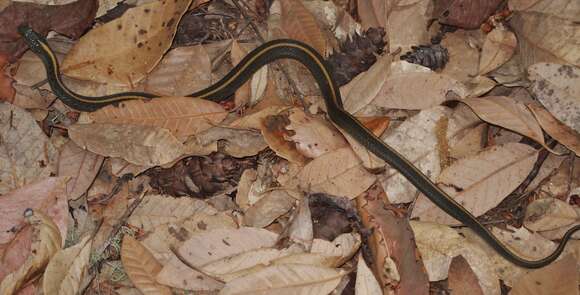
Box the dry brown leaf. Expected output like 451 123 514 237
280 0 329 56
286 108 348 158
57 141 104 200
83 97 226 139
0 103 58 194
510 10 580 68
287 147 376 199
410 221 501 293
461 96 548 149
140 45 211 96
61 0 192 85
0 177 69 245
355 253 381 295
412 143 538 225
341 54 391 115
43 235 92 295
528 63 580 133
261 112 310 165
231 41 268 107
156 258 224 291
440 29 483 83
310 233 361 267
357 0 384 29
511 255 579 295
510 0 580 20
243 190 295 228
121 235 171 295
528 104 580 156
219 264 346 295
524 198 579 232
447 256 484 295
0 211 62 295
478 26 517 75
68 123 184 166
287 197 313 250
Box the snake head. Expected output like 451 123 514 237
17 25 46 54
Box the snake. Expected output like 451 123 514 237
18 25 580 268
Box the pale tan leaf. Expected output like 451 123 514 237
286 108 348 158
43 235 92 295
287 147 376 199
509 0 580 20
310 233 361 266
235 169 258 211
478 26 517 75
528 63 580 132
387 0 432 52
339 116 390 170
440 30 483 83
57 141 104 200
141 45 211 96
355 254 382 295
528 104 580 156
84 97 227 139
511 11 580 68
262 112 310 165
121 235 171 295
511 255 579 295
0 177 69 245
177 228 279 268
280 0 329 56
0 211 62 295
0 103 58 194
412 143 538 225
61 0 192 85
287 197 313 250
461 96 548 149
230 105 291 130
357 0 384 29
524 198 579 232
410 221 500 294
447 256 484 295
185 126 267 158
219 264 346 295
341 54 391 115
243 190 295 228
271 252 339 268
127 194 215 233
156 258 224 291
68 123 184 166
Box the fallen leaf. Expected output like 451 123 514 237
0 103 58 194
524 198 579 232
262 112 310 165
68 123 184 166
511 255 579 295
310 233 361 267
231 41 268 107
121 235 171 295
286 108 348 158
528 63 580 133
440 29 482 83
184 126 267 158
57 141 104 200
379 0 431 52
287 147 376 199
341 54 391 115
140 45 212 96
43 235 92 295
0 54 14 103
219 264 346 295
156 258 224 291
287 197 313 250
83 96 227 139
243 190 295 228
61 0 192 85
280 0 329 56
528 104 580 156
436 0 503 29
447 256 484 295
478 26 517 75
355 254 382 295
412 143 538 225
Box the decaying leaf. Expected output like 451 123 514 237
412 143 538 225
156 258 224 291
447 256 484 295
528 104 580 156
287 197 313 250
243 189 295 228
0 103 58 194
280 0 329 56
286 108 348 158
310 233 361 267
61 0 192 85
83 96 227 139
478 26 517 75
436 0 503 29
68 123 184 166
57 141 104 200
43 235 92 295
121 235 171 295
510 255 579 295
524 198 579 232
341 54 391 115
184 126 267 158
231 41 268 107
355 254 382 295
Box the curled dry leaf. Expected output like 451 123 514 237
524 198 578 232
57 141 104 200
461 96 549 150
528 63 580 132
478 26 517 75
280 0 330 56
68 123 184 166
84 97 227 139
61 0 191 85
355 253 382 295
141 45 212 96
447 256 484 295
527 104 580 156
121 235 171 295
0 211 62 295
219 264 346 295
412 143 538 225
43 235 92 295
0 103 58 194
287 147 376 199
0 177 69 245
243 189 295 228
262 111 310 165
286 108 348 158
287 197 313 250
510 255 578 295
310 233 361 267
341 54 391 115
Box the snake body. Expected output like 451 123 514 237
19 25 580 268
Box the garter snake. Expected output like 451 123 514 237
19 25 579 268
